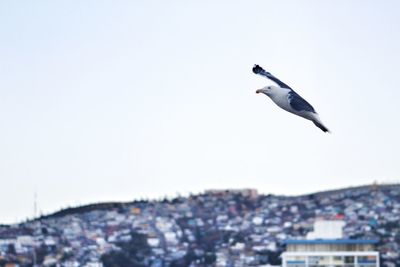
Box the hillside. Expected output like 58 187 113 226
34 184 398 220
0 184 399 267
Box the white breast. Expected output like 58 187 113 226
268 88 317 122
268 88 292 112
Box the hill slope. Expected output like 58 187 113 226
0 183 399 267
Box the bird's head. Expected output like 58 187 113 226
256 85 277 96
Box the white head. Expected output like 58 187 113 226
255 85 279 96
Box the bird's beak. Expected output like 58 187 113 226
256 89 263 94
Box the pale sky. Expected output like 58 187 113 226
1 1 400 224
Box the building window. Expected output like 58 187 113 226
286 260 306 267
308 256 330 266
344 256 355 264
287 263 306 267
357 255 376 265
333 256 344 264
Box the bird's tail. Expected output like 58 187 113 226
313 120 330 133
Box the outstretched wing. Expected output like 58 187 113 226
287 90 316 113
252 64 292 89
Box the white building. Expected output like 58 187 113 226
306 220 345 240
282 220 379 267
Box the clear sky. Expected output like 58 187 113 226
1 1 400 224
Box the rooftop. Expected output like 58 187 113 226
284 239 379 245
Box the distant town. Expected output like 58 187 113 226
0 184 399 267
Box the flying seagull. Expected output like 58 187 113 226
253 64 330 133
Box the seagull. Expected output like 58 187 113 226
253 64 330 133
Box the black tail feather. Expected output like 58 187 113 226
313 121 330 133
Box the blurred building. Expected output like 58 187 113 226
282 220 379 267
204 189 258 199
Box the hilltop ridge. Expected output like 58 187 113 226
34 183 399 221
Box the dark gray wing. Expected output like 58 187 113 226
252 64 292 89
288 90 316 113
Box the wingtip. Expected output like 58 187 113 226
252 64 264 74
